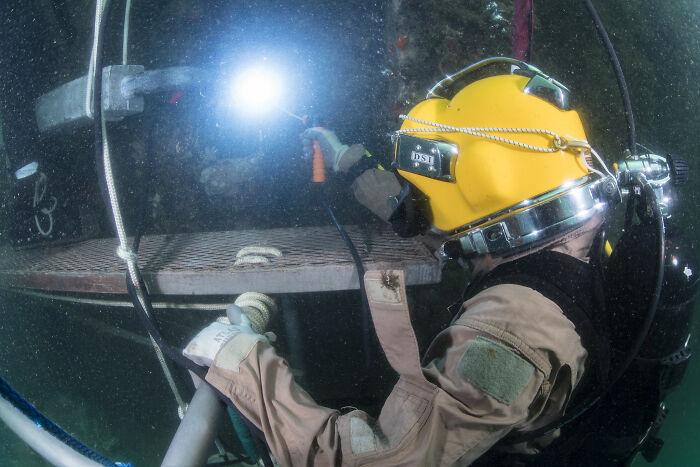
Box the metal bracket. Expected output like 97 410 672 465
35 65 205 134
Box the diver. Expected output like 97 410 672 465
183 59 696 466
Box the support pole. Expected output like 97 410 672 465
161 383 225 467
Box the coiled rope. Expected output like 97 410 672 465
233 292 277 334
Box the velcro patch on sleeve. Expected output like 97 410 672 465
458 336 535 405
213 333 267 372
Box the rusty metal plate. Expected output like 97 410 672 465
0 225 441 295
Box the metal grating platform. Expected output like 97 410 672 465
0 225 441 295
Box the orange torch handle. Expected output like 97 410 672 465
312 140 326 183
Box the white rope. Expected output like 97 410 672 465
234 256 271 265
234 246 282 266
589 146 617 181
2 288 229 311
177 403 189 420
235 292 279 315
122 0 132 65
101 108 188 418
398 114 567 153
33 172 57 237
235 246 282 258
86 0 107 120
234 292 278 334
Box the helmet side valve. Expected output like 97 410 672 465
614 152 689 217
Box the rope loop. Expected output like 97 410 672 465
234 246 283 266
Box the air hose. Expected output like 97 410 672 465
227 408 259 462
582 0 637 156
581 0 666 389
309 128 374 376
320 193 373 375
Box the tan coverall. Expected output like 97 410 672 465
205 221 600 466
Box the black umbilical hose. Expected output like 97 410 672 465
610 183 666 382
526 0 534 62
132 119 155 252
320 193 373 375
582 0 637 156
582 0 666 383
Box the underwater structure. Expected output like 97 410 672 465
0 1 698 466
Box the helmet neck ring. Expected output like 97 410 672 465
440 174 618 260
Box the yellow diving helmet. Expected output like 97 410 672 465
391 57 619 258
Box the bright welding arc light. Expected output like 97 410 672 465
231 67 283 115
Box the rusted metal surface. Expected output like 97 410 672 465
0 225 441 295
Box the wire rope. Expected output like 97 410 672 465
122 0 132 65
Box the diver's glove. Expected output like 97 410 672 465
183 317 266 368
300 127 365 173
352 168 402 222
183 294 276 368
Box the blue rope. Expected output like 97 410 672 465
0 375 132 467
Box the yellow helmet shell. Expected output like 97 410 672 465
396 74 591 234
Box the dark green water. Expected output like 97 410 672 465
1 1 698 465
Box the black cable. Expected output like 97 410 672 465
125 277 274 467
125 275 205 379
582 0 637 155
611 184 665 381
132 120 156 252
320 192 373 375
